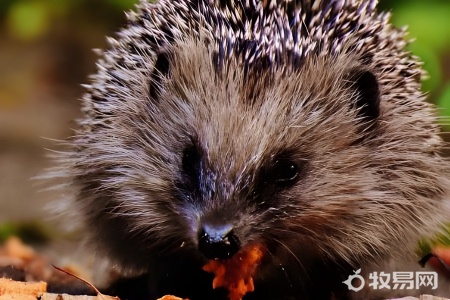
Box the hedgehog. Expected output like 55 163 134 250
54 0 450 299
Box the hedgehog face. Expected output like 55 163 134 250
137 40 391 264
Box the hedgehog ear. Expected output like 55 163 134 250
149 51 170 100
346 69 380 124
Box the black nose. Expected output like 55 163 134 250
198 224 240 260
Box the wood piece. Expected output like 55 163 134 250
0 278 46 296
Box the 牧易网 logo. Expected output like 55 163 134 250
342 269 365 292
343 269 438 292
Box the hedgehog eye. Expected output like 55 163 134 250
270 159 300 187
182 145 202 179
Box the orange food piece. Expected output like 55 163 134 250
202 244 264 300
157 295 186 300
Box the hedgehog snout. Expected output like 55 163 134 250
197 222 241 260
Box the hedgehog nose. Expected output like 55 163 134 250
198 224 240 260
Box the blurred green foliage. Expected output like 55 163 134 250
1 0 139 40
379 0 450 124
7 2 49 40
0 222 50 244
